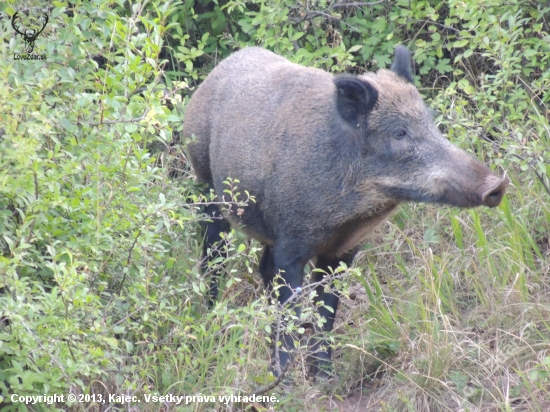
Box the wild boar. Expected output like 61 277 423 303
184 46 509 378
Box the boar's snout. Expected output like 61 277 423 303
419 150 510 209
481 174 510 208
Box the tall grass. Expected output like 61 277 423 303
319 175 550 411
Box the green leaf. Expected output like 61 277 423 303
12 360 25 375
453 39 469 48
457 78 475 95
125 124 138 133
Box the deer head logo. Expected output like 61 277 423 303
11 10 49 54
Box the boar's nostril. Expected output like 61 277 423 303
488 189 501 200
482 177 510 208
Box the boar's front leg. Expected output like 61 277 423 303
307 250 358 379
268 244 309 376
259 245 276 288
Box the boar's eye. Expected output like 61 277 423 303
393 129 408 139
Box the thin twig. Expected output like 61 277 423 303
118 229 141 294
277 266 349 308
252 360 293 397
510 153 550 197
188 200 250 208
86 115 146 126
25 170 39 244
533 167 550 197
415 19 460 34
332 1 385 8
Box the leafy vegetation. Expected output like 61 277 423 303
0 0 548 411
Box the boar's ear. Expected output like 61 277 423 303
390 45 414 83
334 76 378 127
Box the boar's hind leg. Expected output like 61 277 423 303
201 204 231 306
307 250 358 378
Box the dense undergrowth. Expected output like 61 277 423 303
0 0 549 411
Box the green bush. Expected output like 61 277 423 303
0 0 549 410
